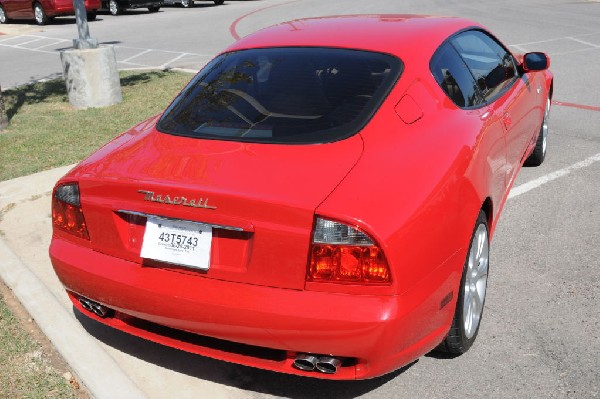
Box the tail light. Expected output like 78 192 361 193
52 183 90 240
308 217 391 284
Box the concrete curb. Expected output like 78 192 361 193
0 168 147 399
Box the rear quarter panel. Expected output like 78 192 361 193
316 65 499 345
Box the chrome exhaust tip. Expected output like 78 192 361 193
315 356 341 374
79 297 111 318
293 354 318 371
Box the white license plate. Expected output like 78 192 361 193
140 217 212 270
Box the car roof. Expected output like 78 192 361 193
226 14 482 60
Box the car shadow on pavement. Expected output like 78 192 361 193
74 308 414 398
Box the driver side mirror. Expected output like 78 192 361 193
522 52 550 72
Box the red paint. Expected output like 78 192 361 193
229 0 301 41
553 100 600 112
49 15 553 379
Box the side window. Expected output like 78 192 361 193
451 30 517 102
430 43 484 108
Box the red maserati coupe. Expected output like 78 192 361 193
50 15 553 379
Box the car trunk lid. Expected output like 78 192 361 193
73 128 363 290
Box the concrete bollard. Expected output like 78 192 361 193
60 46 122 109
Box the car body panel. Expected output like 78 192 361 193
49 15 553 379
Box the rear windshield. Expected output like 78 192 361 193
157 47 402 144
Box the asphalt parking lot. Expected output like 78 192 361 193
1 0 599 398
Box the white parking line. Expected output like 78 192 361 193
567 37 600 48
512 30 600 46
31 39 70 50
13 38 44 46
510 44 529 53
0 35 26 43
160 52 190 67
120 49 152 63
509 153 600 199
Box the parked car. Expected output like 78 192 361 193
0 0 100 25
102 0 161 15
161 0 223 7
50 15 553 379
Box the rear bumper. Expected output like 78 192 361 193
50 237 448 379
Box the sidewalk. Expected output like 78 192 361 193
0 167 238 399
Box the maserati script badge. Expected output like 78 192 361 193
138 190 217 210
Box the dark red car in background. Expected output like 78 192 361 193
0 0 101 25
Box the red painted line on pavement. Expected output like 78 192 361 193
229 0 301 41
553 100 600 112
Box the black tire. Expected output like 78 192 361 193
148 6 160 12
33 2 48 25
109 0 122 15
87 10 97 20
524 97 551 167
214 0 224 4
439 210 489 354
0 5 8 24
181 0 191 7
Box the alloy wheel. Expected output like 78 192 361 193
542 98 550 156
34 4 44 24
462 223 489 340
109 0 119 15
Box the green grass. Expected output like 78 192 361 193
0 70 192 181
0 292 77 398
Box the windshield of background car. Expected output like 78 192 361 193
157 47 402 144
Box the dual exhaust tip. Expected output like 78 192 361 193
79 297 113 318
294 354 342 374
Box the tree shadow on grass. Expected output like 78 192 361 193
3 78 67 120
120 70 171 87
3 70 172 121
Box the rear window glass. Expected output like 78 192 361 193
157 47 402 144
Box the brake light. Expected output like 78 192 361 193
52 183 89 240
308 218 391 284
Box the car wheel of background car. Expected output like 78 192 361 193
181 0 191 7
148 6 160 12
439 210 489 355
34 2 48 25
213 0 224 4
524 97 551 167
109 0 122 16
0 5 7 24
86 10 97 21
